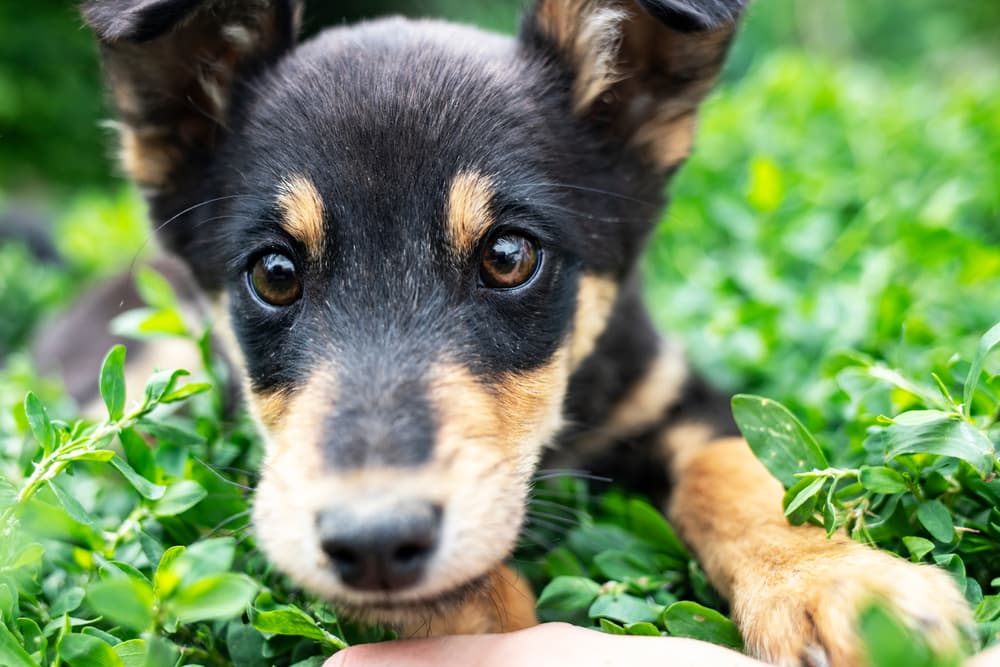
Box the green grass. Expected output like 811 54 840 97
0 48 998 666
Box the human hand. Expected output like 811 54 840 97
324 622 768 667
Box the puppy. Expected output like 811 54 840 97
81 0 971 663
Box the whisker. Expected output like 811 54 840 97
202 509 253 538
193 456 255 491
524 513 572 534
530 181 661 208
526 509 579 528
518 526 555 551
533 468 612 483
127 193 262 268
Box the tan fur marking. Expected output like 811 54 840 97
536 0 626 113
493 348 572 457
569 341 689 458
666 437 972 665
118 126 181 188
533 2 733 170
397 564 537 637
276 175 325 258
249 388 292 431
570 274 618 367
609 342 688 432
632 110 697 169
446 171 496 258
431 350 570 459
267 369 334 455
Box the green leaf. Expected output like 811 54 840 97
47 478 93 526
822 500 837 536
79 626 118 647
7 543 44 572
50 588 85 617
624 622 661 636
542 548 585 579
732 394 829 487
161 538 235 590
135 266 179 311
109 455 165 500
783 475 825 519
152 480 207 517
167 573 257 625
594 551 654 582
137 419 205 447
60 633 125 667
24 392 54 454
160 383 212 404
883 415 995 476
58 450 115 464
0 585 15 623
154 545 186 599
917 500 955 543
143 369 189 406
0 479 16 511
137 531 165 574
118 429 155 482
588 593 659 624
143 637 179 667
964 321 1000 414
661 601 743 650
110 308 188 339
226 623 269 667
625 499 689 558
86 577 155 634
859 604 938 667
288 658 328 667
17 618 44 658
901 536 935 562
976 596 1000 623
99 345 127 421
536 577 601 612
598 618 626 635
252 604 346 648
859 466 908 494
112 639 147 667
0 617 40 667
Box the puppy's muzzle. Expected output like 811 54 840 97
317 501 442 592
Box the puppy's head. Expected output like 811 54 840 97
85 0 743 622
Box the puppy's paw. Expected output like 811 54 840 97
733 537 973 667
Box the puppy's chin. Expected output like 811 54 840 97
329 572 493 627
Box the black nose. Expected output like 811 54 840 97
317 502 442 592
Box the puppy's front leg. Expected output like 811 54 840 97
665 436 972 667
397 564 537 638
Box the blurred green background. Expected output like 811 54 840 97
1 0 998 442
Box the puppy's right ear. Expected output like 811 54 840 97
83 0 302 256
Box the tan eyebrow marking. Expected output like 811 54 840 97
276 175 325 257
446 170 497 258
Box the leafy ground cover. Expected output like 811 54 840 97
0 46 998 667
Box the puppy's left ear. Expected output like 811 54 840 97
521 0 746 172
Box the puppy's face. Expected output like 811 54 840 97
85 0 742 621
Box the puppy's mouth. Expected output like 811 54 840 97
330 572 492 622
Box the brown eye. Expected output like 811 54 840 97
250 253 302 306
480 233 540 289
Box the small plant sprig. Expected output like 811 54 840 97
3 346 208 527
0 339 365 666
